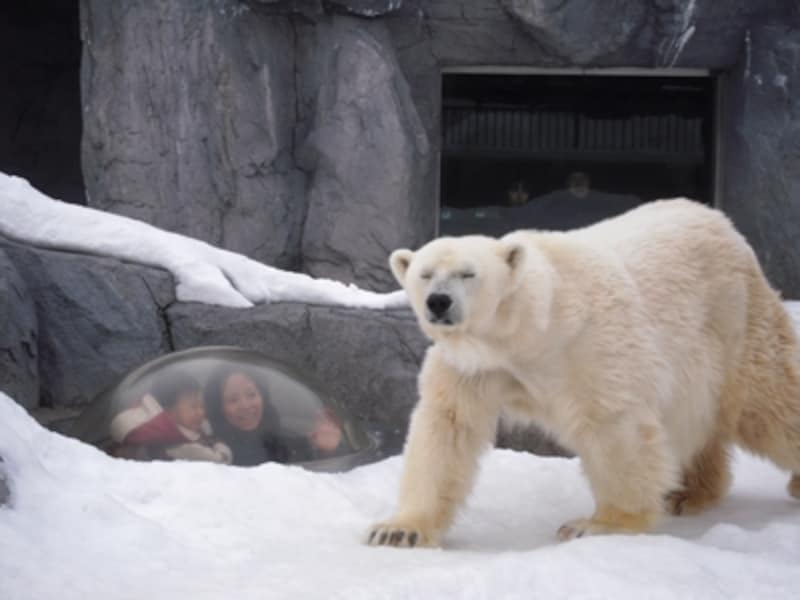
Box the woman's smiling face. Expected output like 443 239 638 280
221 372 264 432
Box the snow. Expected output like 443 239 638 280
0 172 407 310
1 394 800 600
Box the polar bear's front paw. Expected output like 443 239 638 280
365 520 436 548
557 518 592 541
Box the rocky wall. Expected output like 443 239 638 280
0 237 174 408
721 23 800 294
78 0 800 296
80 0 302 269
0 249 38 410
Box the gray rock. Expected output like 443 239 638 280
501 0 647 65
80 0 303 269
0 239 175 407
499 1 793 68
167 301 429 454
297 17 431 291
0 247 38 410
722 23 800 295
250 0 325 16
643 0 795 68
325 0 405 17
0 456 9 507
250 0 403 18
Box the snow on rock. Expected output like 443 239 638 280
1 392 800 600
0 173 407 310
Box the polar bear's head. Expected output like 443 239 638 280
389 235 532 340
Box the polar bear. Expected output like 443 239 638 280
366 198 800 547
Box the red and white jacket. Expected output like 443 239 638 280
109 394 232 464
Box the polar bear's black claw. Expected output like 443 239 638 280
389 531 404 545
408 532 418 547
378 531 388 544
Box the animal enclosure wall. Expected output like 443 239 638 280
75 0 800 295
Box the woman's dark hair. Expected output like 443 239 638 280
150 369 201 410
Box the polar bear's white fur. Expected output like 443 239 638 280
367 199 800 547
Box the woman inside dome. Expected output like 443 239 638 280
204 366 289 466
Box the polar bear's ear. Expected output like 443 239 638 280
501 242 525 272
389 249 415 285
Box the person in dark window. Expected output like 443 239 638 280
507 180 530 206
510 171 642 231
204 366 288 466
566 171 591 199
109 370 233 464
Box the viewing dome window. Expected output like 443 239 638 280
63 347 381 472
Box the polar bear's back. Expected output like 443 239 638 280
573 198 759 310
573 197 759 345
576 198 750 266
560 199 769 461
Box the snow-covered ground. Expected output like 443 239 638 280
0 172 406 309
3 172 800 597
1 394 799 600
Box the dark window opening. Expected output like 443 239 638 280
439 73 716 236
0 1 85 205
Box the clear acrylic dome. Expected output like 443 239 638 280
65 346 381 472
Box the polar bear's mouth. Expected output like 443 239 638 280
429 315 455 326
426 311 463 328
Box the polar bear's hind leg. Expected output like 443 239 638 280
665 430 732 515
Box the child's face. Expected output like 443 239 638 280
169 391 206 433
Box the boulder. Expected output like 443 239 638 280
501 0 647 65
500 0 793 67
722 23 800 295
296 17 431 292
0 247 38 410
80 0 302 269
251 0 404 18
0 239 174 407
325 0 405 17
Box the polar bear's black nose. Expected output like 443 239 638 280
426 293 452 318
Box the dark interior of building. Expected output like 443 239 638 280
0 1 84 205
440 73 716 236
